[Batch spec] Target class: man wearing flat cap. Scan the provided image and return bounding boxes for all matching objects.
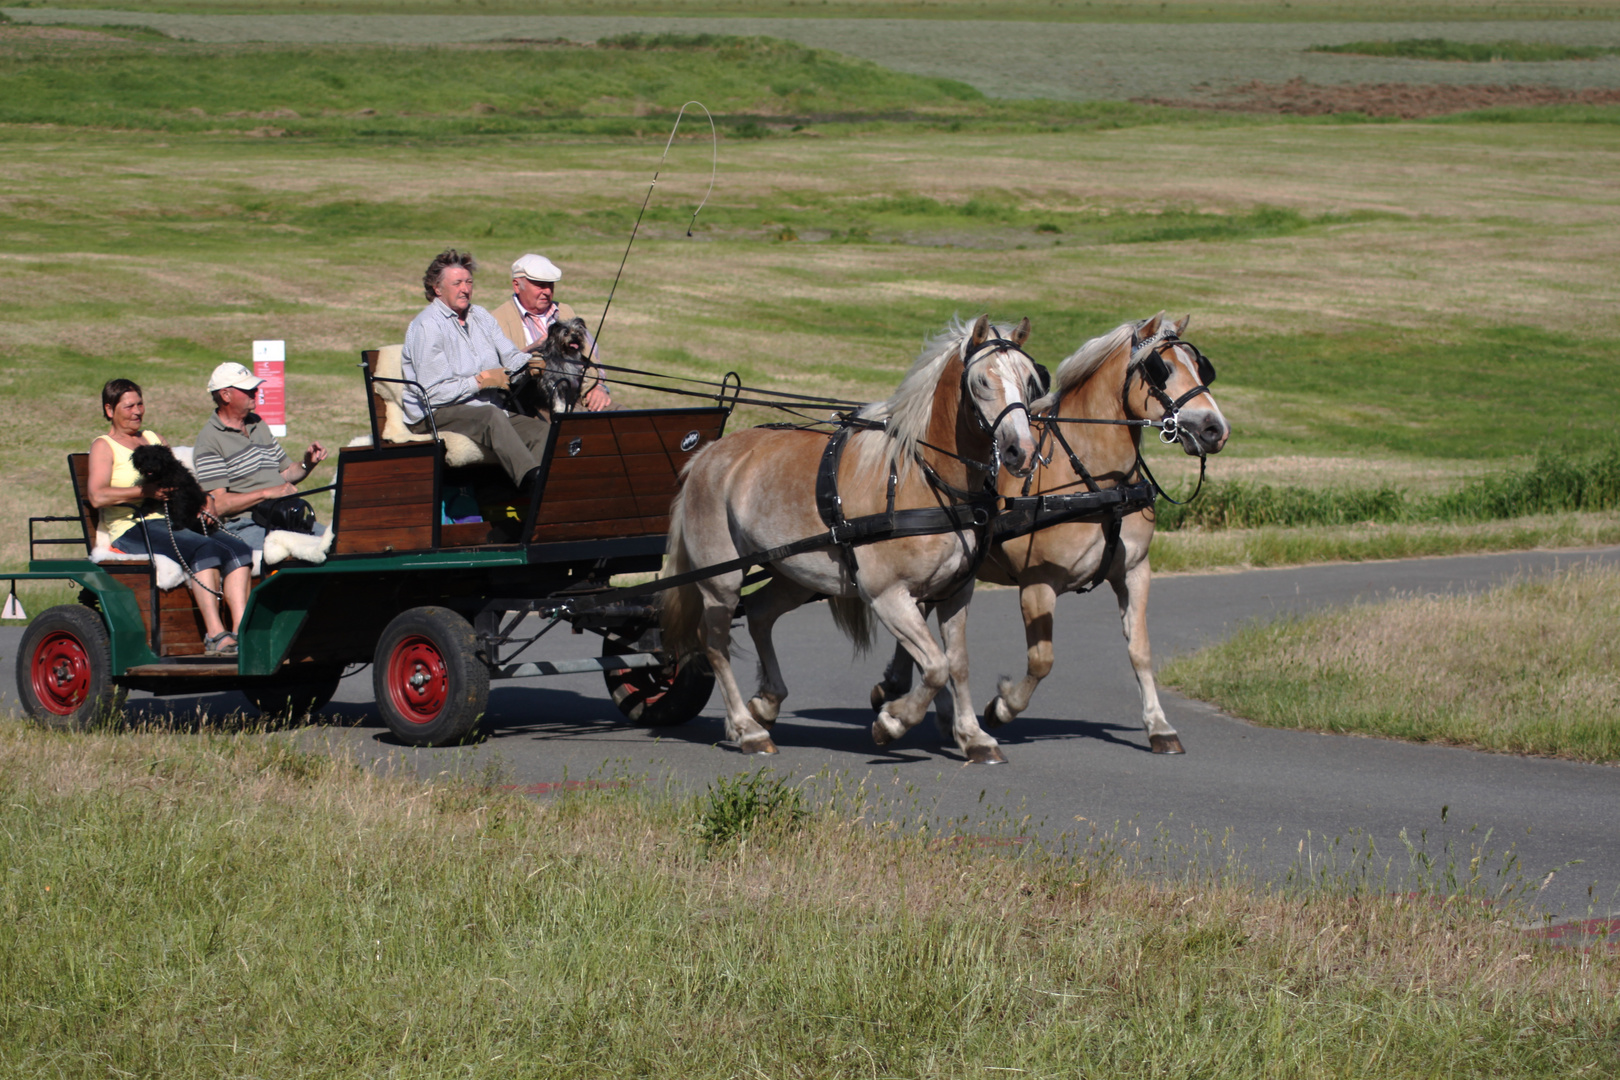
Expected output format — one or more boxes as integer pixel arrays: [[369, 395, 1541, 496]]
[[194, 361, 328, 548], [491, 253, 613, 412], [402, 248, 553, 491]]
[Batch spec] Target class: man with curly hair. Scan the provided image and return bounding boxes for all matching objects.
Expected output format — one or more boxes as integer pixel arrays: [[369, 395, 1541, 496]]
[[401, 249, 549, 490]]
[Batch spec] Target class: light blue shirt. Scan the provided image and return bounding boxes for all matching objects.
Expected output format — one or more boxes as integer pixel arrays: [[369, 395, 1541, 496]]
[[400, 298, 531, 424]]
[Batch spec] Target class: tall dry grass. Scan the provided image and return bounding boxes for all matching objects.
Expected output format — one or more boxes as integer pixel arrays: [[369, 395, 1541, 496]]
[[0, 719, 1616, 1076], [1163, 562, 1620, 762]]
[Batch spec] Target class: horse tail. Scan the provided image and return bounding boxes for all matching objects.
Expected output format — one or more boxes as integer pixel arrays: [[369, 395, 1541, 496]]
[[658, 487, 704, 658], [828, 594, 875, 656]]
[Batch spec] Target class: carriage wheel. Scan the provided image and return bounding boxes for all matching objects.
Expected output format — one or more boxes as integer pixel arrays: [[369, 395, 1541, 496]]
[[602, 641, 715, 727], [17, 605, 125, 731], [244, 664, 345, 721], [373, 607, 488, 747]]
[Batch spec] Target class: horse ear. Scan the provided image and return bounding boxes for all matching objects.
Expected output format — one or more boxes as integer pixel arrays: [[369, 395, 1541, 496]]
[[969, 314, 991, 347], [1138, 311, 1165, 338], [1011, 317, 1031, 347], [1173, 314, 1191, 336]]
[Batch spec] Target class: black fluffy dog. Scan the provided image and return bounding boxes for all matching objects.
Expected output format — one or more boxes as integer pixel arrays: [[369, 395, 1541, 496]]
[[509, 317, 590, 417], [130, 443, 209, 533]]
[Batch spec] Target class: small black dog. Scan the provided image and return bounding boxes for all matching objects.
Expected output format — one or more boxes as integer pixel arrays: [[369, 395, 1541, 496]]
[[131, 443, 208, 533], [510, 317, 590, 417]]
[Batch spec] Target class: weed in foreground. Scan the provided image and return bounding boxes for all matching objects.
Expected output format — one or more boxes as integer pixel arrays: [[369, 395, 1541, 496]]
[[696, 767, 807, 848]]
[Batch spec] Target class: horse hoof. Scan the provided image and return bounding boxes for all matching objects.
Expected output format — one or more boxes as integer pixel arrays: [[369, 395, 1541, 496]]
[[740, 735, 779, 756], [1149, 734, 1185, 755], [869, 684, 889, 713], [746, 696, 779, 728], [964, 744, 1007, 765], [982, 696, 1013, 729]]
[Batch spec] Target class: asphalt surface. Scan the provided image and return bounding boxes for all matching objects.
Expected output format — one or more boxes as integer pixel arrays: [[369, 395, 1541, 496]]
[[3, 546, 1617, 916]]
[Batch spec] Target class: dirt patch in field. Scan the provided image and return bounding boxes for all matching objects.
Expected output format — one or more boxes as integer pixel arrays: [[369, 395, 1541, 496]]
[[1141, 78, 1620, 119], [0, 25, 130, 44]]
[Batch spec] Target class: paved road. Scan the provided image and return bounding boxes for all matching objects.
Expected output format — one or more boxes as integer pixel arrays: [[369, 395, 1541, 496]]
[[3, 546, 1617, 915], [8, 11, 1620, 101]]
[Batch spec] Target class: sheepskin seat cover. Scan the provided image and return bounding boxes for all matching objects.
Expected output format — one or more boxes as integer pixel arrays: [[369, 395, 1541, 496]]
[[355, 344, 495, 468]]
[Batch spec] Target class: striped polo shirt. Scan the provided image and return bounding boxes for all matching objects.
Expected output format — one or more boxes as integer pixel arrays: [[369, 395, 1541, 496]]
[[193, 412, 289, 493]]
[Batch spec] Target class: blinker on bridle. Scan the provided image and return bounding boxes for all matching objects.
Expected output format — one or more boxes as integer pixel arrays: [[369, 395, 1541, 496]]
[[1131, 330, 1217, 446], [959, 336, 1037, 438]]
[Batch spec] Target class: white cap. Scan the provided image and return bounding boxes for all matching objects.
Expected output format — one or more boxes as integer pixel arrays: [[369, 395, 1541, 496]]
[[206, 362, 263, 394], [511, 253, 562, 283]]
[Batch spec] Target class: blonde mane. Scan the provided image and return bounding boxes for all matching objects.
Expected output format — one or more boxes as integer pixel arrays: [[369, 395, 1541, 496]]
[[1031, 323, 1133, 413], [854, 316, 1023, 478]]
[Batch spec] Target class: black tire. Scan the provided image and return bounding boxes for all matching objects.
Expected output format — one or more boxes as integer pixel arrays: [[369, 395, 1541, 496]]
[[372, 607, 488, 746], [16, 604, 125, 731], [602, 641, 714, 727], [244, 665, 345, 721]]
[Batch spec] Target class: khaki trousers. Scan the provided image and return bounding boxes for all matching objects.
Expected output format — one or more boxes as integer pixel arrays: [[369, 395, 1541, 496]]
[[410, 404, 550, 488]]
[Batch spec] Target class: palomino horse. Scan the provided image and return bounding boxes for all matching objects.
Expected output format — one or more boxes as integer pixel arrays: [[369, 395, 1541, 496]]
[[661, 315, 1040, 761], [872, 312, 1229, 754]]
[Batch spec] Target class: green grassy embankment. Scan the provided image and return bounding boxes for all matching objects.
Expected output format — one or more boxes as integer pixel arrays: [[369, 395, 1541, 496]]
[[2, 721, 1614, 1077], [1162, 562, 1620, 762]]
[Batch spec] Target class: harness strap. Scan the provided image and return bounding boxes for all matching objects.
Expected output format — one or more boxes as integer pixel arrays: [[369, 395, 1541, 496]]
[[560, 501, 992, 616], [815, 426, 860, 576], [993, 479, 1157, 543]]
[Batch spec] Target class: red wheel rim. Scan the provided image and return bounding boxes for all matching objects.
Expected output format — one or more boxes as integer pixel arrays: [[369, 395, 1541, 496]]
[[387, 635, 449, 725], [31, 632, 91, 716]]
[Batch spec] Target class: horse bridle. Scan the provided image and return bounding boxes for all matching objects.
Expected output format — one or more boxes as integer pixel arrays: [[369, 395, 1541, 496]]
[[959, 336, 1038, 440], [1130, 330, 1217, 447]]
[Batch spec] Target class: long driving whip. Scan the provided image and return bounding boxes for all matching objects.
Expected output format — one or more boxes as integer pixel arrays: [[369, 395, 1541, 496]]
[[593, 101, 718, 351]]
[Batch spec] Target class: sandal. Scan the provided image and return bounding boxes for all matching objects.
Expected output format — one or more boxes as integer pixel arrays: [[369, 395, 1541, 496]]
[[204, 631, 238, 657]]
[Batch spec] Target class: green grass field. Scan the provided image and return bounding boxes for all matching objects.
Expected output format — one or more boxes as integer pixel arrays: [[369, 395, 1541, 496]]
[[3, 30, 1620, 580], [13, 0, 1620, 22], [2, 722, 1614, 1078], [1163, 562, 1620, 762]]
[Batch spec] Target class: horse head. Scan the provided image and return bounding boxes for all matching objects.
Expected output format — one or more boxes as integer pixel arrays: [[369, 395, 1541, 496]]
[[1126, 312, 1229, 457], [961, 314, 1039, 478]]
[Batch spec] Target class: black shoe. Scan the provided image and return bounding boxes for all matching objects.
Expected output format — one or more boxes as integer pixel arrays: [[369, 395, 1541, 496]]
[[520, 466, 543, 492]]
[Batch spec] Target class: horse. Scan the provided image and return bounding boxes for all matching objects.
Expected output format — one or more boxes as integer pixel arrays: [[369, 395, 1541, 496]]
[[870, 312, 1230, 754], [660, 315, 1041, 761]]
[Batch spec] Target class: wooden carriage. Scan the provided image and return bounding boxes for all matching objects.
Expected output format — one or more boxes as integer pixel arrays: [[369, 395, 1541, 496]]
[[13, 351, 730, 745]]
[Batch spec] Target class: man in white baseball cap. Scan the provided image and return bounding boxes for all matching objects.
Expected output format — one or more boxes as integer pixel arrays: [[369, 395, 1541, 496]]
[[194, 362, 328, 548], [491, 253, 612, 411]]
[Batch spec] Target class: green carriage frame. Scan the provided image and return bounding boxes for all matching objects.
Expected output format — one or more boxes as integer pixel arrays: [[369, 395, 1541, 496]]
[[12, 351, 732, 745]]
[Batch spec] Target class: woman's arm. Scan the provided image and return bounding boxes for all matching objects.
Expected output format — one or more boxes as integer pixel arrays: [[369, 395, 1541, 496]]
[[87, 438, 151, 509]]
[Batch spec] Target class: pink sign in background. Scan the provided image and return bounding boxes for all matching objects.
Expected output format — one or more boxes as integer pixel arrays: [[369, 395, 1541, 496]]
[[252, 340, 287, 436]]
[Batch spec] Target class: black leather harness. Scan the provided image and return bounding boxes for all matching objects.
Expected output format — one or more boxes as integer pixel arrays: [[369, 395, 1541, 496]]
[[815, 421, 999, 599]]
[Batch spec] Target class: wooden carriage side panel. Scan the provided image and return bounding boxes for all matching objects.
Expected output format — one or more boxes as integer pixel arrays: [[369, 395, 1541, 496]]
[[332, 445, 438, 555], [529, 409, 726, 544], [361, 349, 385, 447], [157, 584, 209, 656], [101, 564, 158, 653], [69, 453, 96, 551]]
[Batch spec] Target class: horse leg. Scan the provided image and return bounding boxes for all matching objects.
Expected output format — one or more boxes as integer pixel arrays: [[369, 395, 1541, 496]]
[[867, 589, 952, 749], [697, 575, 779, 755], [869, 602, 927, 712], [983, 580, 1057, 729], [936, 587, 1005, 764], [744, 576, 816, 728], [1112, 556, 1182, 755]]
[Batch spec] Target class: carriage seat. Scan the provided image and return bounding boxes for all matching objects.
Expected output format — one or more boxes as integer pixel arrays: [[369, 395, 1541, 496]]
[[346, 344, 497, 468], [72, 447, 328, 584]]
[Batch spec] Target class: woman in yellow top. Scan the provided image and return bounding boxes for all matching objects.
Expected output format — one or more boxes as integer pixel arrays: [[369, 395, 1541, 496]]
[[89, 378, 252, 657]]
